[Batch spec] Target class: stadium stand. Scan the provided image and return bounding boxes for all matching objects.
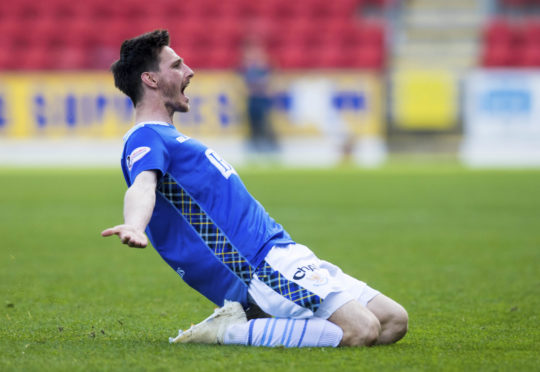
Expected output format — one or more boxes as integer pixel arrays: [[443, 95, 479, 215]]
[[481, 0, 540, 67], [390, 0, 485, 71], [0, 0, 388, 71], [481, 17, 540, 67]]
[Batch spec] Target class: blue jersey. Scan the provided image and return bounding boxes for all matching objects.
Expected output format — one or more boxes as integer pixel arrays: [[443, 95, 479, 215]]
[[121, 122, 294, 307]]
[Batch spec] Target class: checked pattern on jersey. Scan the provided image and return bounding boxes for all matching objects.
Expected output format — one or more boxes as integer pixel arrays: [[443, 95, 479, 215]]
[[158, 173, 321, 313], [158, 174, 253, 283], [255, 261, 322, 313]]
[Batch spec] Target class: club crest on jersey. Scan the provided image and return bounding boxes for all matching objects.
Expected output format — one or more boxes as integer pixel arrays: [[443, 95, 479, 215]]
[[127, 146, 151, 171]]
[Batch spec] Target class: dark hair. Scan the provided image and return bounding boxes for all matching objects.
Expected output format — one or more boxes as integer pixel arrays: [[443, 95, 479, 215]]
[[111, 30, 170, 106]]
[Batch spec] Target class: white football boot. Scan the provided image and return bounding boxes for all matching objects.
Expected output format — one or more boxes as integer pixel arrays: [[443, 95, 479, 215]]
[[169, 300, 247, 344]]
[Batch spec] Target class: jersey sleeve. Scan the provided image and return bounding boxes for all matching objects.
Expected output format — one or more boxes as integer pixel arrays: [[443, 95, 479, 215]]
[[124, 127, 169, 184]]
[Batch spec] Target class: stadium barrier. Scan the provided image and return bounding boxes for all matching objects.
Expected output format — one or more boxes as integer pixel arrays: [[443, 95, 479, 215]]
[[391, 69, 459, 131], [0, 72, 386, 167], [461, 70, 540, 167]]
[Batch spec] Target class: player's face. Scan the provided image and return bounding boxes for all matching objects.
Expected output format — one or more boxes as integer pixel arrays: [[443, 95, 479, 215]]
[[156, 46, 194, 113]]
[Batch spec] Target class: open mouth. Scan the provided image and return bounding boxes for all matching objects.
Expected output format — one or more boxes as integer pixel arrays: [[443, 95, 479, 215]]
[[181, 81, 190, 102], [181, 81, 189, 94]]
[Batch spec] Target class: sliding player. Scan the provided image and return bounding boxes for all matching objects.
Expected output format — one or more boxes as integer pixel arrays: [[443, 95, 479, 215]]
[[102, 30, 407, 347]]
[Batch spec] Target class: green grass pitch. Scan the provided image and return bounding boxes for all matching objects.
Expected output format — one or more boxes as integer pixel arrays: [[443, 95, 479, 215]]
[[1, 166, 539, 371]]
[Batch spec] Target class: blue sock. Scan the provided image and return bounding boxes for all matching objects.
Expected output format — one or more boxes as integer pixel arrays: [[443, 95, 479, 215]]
[[223, 317, 343, 347]]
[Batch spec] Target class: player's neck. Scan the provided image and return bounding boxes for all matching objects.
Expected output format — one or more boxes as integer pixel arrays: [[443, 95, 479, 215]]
[[134, 102, 173, 126]]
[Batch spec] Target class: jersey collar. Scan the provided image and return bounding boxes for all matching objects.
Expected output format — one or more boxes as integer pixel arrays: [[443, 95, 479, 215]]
[[123, 121, 172, 142]]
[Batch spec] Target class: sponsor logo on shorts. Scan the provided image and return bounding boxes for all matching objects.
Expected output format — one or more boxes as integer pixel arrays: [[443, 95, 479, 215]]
[[293, 264, 328, 286], [127, 146, 151, 171], [293, 264, 318, 280]]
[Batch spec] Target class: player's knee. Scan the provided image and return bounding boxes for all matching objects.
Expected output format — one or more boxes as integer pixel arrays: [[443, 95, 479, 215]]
[[386, 305, 408, 343], [340, 317, 381, 347], [394, 306, 409, 340]]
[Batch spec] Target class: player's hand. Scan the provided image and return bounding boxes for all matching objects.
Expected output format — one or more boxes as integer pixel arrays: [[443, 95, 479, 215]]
[[101, 224, 148, 248]]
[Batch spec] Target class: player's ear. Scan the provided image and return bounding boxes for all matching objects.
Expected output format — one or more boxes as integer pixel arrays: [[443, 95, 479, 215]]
[[141, 72, 158, 88]]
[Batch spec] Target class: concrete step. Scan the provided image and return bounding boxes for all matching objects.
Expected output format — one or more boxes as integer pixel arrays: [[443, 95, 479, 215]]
[[392, 42, 479, 70], [401, 12, 486, 29], [407, 0, 487, 12], [399, 26, 480, 43], [393, 41, 478, 56], [391, 55, 478, 70], [390, 0, 488, 71]]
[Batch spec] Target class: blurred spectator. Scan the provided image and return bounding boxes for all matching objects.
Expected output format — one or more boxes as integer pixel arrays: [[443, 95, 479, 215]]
[[240, 36, 278, 152]]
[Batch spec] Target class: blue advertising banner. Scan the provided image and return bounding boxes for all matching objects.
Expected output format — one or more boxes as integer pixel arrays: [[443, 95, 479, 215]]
[[0, 71, 384, 139], [461, 70, 540, 167]]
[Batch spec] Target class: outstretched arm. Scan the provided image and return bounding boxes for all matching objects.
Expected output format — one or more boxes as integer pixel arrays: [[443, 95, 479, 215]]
[[101, 170, 158, 248]]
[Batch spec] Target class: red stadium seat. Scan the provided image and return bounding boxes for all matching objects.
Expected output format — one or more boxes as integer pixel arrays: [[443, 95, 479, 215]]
[[522, 18, 540, 46], [275, 42, 311, 69], [363, 0, 388, 9], [43, 0, 90, 22], [0, 2, 12, 24], [17, 46, 55, 70], [483, 18, 517, 46], [481, 43, 515, 67], [0, 0, 388, 70], [12, 0, 48, 21], [0, 19, 20, 47], [514, 19, 540, 66], [208, 18, 245, 50], [49, 45, 88, 70], [206, 45, 241, 69], [344, 44, 385, 69], [87, 0, 123, 22], [326, 0, 362, 19], [270, 0, 312, 20], [158, 1, 188, 21], [117, 2, 154, 23], [358, 21, 385, 48], [199, 0, 241, 20], [501, 0, 530, 7], [169, 19, 214, 52], [308, 0, 335, 20], [280, 18, 318, 47], [326, 21, 364, 48], [315, 44, 348, 68], [0, 53, 16, 70], [250, 1, 279, 18], [234, 0, 260, 20], [518, 45, 540, 66]]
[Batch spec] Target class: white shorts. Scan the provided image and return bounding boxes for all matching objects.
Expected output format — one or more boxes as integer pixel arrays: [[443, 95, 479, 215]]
[[248, 244, 380, 319]]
